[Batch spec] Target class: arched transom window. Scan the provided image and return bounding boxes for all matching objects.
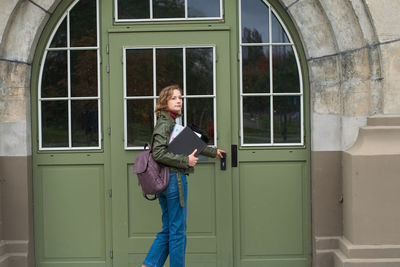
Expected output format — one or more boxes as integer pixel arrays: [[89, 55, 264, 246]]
[[240, 0, 303, 146], [38, 0, 100, 150]]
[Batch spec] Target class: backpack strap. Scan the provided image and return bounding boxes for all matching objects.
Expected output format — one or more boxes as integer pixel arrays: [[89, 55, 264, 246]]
[[176, 172, 185, 207], [144, 194, 157, 201]]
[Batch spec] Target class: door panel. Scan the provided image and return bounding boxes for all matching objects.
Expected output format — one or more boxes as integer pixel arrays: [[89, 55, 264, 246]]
[[35, 164, 108, 266], [109, 30, 232, 267]]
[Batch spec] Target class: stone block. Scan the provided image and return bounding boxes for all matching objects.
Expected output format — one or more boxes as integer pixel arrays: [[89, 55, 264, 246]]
[[365, 0, 400, 43], [319, 0, 365, 51], [311, 113, 341, 151], [309, 56, 342, 114], [0, 121, 30, 156], [0, 0, 19, 44], [288, 0, 337, 59], [349, 0, 378, 45], [380, 42, 400, 114], [342, 48, 370, 81], [343, 79, 370, 116], [0, 1, 49, 63], [0, 61, 31, 122], [341, 116, 367, 150], [32, 0, 62, 13], [279, 0, 298, 8], [312, 83, 342, 115]]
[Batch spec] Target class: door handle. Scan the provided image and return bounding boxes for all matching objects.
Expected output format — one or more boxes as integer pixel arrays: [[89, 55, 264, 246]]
[[220, 152, 227, 170], [231, 144, 237, 167]]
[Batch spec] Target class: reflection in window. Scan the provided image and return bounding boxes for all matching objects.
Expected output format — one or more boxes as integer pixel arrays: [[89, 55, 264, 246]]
[[124, 47, 216, 149], [116, 0, 222, 20], [39, 0, 100, 150], [240, 0, 303, 145]]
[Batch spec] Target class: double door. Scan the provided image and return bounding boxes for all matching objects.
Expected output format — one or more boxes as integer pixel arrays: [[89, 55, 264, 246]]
[[108, 30, 311, 267]]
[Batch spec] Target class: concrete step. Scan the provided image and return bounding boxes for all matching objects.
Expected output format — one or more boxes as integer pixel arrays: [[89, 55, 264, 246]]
[[367, 115, 400, 126], [339, 237, 400, 259], [333, 250, 400, 267]]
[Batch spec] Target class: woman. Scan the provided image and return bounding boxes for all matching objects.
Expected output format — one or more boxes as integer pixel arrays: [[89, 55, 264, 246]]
[[142, 85, 225, 267]]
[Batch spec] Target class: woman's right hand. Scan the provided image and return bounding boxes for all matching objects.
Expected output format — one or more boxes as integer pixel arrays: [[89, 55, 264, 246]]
[[188, 149, 198, 167]]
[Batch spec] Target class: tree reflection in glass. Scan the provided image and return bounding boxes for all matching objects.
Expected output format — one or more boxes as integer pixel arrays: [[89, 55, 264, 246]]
[[186, 48, 213, 95], [153, 0, 185, 18], [71, 100, 98, 147], [272, 46, 299, 93], [70, 0, 97, 47], [241, 0, 269, 43], [242, 46, 269, 93], [50, 18, 67, 48], [186, 98, 214, 145], [127, 100, 154, 147], [118, 0, 149, 19], [42, 101, 68, 147], [243, 96, 270, 143], [126, 49, 153, 96], [272, 11, 289, 43], [42, 51, 68, 98], [156, 48, 183, 94], [188, 0, 220, 17], [71, 50, 98, 97], [273, 96, 300, 143]]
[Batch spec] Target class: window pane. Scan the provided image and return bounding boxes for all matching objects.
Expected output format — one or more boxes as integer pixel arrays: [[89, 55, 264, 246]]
[[42, 51, 68, 98], [243, 96, 270, 144], [188, 0, 220, 17], [273, 96, 300, 143], [186, 48, 213, 95], [153, 0, 185, 18], [71, 100, 99, 147], [42, 101, 68, 147], [241, 0, 269, 43], [118, 0, 149, 19], [242, 46, 270, 93], [186, 98, 214, 145], [50, 17, 67, 48], [70, 0, 97, 47], [272, 46, 299, 93], [126, 49, 153, 96], [272, 11, 289, 43], [156, 48, 183, 94], [127, 100, 154, 147], [71, 50, 98, 97]]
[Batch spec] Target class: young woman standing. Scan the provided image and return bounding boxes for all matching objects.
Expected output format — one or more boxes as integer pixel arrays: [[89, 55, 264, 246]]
[[142, 85, 225, 267]]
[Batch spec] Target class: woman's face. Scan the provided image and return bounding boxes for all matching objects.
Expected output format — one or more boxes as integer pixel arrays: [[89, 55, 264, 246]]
[[167, 89, 182, 113]]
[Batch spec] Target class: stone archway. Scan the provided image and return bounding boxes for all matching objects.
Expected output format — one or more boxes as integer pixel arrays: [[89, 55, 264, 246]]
[[2, 1, 399, 267]]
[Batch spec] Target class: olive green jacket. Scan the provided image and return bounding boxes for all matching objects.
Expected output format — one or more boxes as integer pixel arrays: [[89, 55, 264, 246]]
[[151, 111, 217, 174]]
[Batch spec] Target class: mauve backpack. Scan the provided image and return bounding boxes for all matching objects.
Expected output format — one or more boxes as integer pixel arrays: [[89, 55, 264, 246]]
[[132, 144, 170, 200]]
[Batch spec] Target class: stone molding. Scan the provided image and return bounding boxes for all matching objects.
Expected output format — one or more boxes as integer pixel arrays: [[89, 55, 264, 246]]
[[0, 240, 28, 267]]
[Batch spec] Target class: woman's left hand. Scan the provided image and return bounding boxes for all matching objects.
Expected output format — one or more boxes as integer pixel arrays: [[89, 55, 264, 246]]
[[216, 149, 226, 159]]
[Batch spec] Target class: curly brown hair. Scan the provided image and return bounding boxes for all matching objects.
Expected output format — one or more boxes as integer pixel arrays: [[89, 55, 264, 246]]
[[155, 85, 183, 117]]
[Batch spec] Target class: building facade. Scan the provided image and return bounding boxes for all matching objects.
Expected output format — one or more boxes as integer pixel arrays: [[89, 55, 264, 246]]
[[0, 0, 400, 266]]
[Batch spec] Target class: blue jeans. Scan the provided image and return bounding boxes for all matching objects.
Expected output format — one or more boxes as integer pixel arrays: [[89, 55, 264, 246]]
[[143, 171, 188, 267]]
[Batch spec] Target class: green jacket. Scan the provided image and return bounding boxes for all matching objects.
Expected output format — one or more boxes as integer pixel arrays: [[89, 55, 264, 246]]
[[151, 110, 217, 174]]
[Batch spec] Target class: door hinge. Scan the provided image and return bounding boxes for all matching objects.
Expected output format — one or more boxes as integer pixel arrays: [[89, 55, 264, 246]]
[[110, 250, 113, 259], [107, 127, 111, 135], [106, 64, 110, 73], [108, 189, 112, 198], [106, 44, 109, 54]]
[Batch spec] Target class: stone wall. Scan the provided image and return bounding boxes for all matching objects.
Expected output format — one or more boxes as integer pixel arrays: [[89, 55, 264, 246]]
[[0, 0, 399, 266]]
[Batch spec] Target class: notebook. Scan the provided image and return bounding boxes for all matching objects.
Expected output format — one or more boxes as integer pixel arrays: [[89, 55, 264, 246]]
[[167, 126, 207, 157]]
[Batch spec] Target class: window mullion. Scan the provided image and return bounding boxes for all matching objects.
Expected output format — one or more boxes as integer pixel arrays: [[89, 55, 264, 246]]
[[67, 11, 72, 148], [150, 0, 153, 19], [183, 47, 187, 126], [269, 7, 274, 145], [153, 48, 157, 126]]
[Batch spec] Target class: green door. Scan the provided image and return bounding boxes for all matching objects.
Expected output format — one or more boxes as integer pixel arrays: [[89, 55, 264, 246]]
[[108, 30, 233, 267]]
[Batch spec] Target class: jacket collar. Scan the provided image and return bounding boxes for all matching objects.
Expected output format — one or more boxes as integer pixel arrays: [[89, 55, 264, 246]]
[[159, 110, 176, 123]]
